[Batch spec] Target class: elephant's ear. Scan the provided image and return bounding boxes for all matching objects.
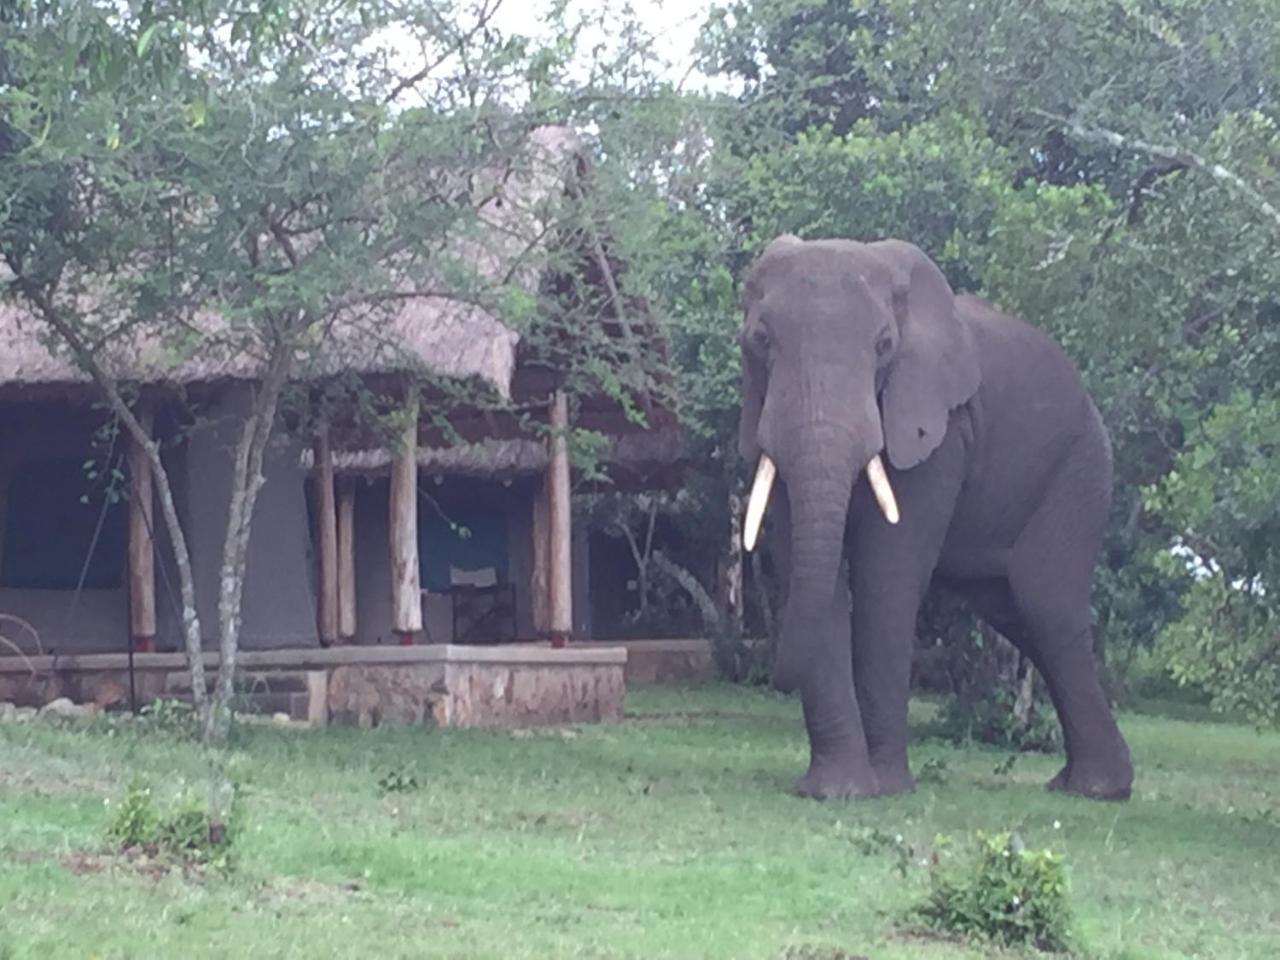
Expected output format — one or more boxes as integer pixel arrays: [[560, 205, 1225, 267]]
[[875, 242, 981, 470]]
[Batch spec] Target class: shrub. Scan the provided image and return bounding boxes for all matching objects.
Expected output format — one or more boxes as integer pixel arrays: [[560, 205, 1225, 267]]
[[105, 776, 159, 848], [106, 775, 239, 867], [918, 830, 1073, 952], [138, 698, 198, 738], [377, 764, 421, 793], [940, 685, 1063, 754], [710, 629, 773, 686]]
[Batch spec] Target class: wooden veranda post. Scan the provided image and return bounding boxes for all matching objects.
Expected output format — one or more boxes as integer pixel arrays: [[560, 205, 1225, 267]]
[[389, 390, 422, 644], [531, 477, 551, 635], [127, 403, 157, 653], [547, 390, 573, 645], [314, 423, 339, 646], [337, 478, 357, 643]]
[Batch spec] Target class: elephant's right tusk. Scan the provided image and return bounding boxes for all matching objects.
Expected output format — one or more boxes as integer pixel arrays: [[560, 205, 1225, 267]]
[[865, 454, 900, 525], [742, 455, 776, 552]]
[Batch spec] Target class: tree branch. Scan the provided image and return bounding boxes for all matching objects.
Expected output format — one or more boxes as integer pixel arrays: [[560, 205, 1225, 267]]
[[1038, 111, 1280, 230]]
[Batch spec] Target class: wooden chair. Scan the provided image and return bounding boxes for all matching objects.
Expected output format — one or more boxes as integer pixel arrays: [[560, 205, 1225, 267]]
[[448, 566, 516, 644]]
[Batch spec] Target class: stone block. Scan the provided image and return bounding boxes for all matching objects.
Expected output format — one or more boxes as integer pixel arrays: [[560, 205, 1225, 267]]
[[327, 664, 445, 728], [443, 662, 624, 727], [305, 670, 328, 727]]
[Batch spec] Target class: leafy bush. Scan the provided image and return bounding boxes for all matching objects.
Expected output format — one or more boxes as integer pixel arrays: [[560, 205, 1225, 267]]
[[919, 830, 1073, 952], [1157, 572, 1279, 727], [377, 764, 421, 793], [138, 698, 198, 738], [1144, 389, 1280, 727], [710, 630, 773, 686], [106, 775, 238, 867], [105, 776, 159, 847], [940, 686, 1063, 754]]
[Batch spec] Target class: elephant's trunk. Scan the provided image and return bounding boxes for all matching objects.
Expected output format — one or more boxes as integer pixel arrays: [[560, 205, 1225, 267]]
[[769, 431, 861, 693]]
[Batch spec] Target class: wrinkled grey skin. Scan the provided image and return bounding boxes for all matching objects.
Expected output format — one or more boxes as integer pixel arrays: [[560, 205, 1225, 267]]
[[739, 235, 1133, 801]]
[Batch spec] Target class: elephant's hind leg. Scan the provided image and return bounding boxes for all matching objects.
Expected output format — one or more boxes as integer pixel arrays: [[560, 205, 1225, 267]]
[[1006, 448, 1133, 800]]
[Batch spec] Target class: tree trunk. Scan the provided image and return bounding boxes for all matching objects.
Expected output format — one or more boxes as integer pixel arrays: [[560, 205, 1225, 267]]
[[751, 549, 775, 649], [210, 352, 292, 744], [127, 403, 157, 653], [1013, 653, 1037, 730], [618, 497, 658, 621], [653, 550, 721, 635], [720, 487, 744, 636], [24, 292, 209, 722]]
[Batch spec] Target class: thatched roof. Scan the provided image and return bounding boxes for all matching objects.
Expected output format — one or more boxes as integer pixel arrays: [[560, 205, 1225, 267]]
[[0, 127, 580, 398], [299, 426, 687, 488]]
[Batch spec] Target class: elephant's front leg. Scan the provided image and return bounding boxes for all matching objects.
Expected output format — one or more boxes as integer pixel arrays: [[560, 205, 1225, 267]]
[[790, 572, 880, 800], [848, 563, 927, 796], [847, 444, 962, 795]]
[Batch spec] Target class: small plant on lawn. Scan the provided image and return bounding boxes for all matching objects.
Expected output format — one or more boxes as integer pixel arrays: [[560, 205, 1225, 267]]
[[138, 698, 198, 738], [106, 775, 240, 868], [377, 764, 421, 793], [917, 756, 951, 785], [918, 830, 1073, 952]]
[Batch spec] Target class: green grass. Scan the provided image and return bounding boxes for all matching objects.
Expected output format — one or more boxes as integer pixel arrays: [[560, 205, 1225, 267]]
[[1, 684, 1278, 959]]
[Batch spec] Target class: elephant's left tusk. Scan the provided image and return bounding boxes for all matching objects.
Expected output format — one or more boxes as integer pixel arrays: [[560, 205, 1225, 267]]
[[742, 455, 776, 552], [865, 454, 900, 525]]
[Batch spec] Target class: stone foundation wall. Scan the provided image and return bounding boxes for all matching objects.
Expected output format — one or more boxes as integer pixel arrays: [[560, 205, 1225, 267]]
[[583, 640, 715, 684], [0, 644, 626, 729]]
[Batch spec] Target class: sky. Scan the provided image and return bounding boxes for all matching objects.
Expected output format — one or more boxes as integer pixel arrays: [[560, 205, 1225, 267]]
[[489, 0, 721, 88]]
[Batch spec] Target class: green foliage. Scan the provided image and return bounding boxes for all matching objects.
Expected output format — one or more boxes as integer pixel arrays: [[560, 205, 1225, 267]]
[[940, 687, 1062, 755], [710, 630, 773, 685], [104, 776, 160, 849], [138, 698, 198, 739], [683, 0, 1280, 708], [919, 831, 1073, 952], [916, 756, 950, 785], [376, 764, 422, 794], [1147, 390, 1280, 724], [1158, 577, 1278, 726], [106, 775, 239, 867]]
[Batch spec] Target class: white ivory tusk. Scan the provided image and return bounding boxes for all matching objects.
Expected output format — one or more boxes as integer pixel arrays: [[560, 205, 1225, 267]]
[[742, 455, 777, 552], [865, 454, 900, 525]]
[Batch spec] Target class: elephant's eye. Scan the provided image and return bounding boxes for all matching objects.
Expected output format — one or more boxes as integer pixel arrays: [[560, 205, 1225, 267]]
[[875, 330, 894, 358], [749, 325, 772, 355]]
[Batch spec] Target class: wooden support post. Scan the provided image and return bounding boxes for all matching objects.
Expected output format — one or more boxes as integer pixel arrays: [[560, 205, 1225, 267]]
[[127, 404, 157, 653], [547, 390, 573, 646], [390, 391, 421, 644], [531, 476, 550, 635], [314, 423, 339, 647], [337, 477, 357, 643]]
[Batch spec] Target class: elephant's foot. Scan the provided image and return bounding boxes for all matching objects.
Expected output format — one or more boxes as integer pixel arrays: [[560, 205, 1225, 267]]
[[793, 758, 881, 801], [1046, 758, 1132, 801], [869, 761, 915, 797]]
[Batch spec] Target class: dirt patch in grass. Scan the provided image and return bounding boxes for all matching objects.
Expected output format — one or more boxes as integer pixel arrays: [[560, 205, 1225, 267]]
[[778, 946, 869, 960], [0, 768, 110, 795], [621, 709, 782, 725], [257, 875, 365, 906]]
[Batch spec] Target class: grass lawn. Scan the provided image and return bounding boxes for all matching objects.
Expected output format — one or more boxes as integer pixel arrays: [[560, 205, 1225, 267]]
[[1, 683, 1278, 960]]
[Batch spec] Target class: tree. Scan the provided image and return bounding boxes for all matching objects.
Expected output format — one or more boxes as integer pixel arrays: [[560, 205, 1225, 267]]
[[680, 0, 1280, 721], [0, 0, 579, 743]]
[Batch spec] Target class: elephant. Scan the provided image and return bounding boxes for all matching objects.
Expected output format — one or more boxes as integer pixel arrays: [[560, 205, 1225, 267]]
[[738, 234, 1133, 802]]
